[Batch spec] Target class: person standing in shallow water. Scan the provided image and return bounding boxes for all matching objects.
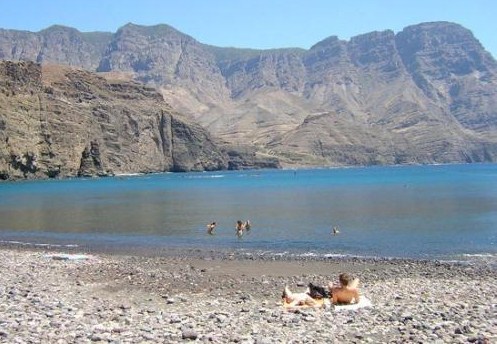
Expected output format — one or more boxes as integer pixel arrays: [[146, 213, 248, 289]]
[[236, 220, 245, 237], [207, 222, 216, 235], [332, 226, 340, 236]]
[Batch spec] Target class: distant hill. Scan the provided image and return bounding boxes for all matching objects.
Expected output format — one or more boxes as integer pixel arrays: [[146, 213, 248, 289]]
[[1, 21, 496, 173]]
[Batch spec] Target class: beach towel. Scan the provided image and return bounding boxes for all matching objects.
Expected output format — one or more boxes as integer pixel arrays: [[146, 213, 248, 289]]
[[283, 297, 330, 310], [44, 253, 93, 261], [283, 296, 372, 311], [333, 296, 372, 311]]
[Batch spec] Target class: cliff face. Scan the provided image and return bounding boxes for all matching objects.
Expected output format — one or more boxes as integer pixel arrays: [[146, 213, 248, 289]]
[[0, 25, 111, 70], [0, 61, 230, 180], [269, 24, 497, 165], [1, 21, 497, 168], [396, 22, 497, 133], [98, 24, 229, 101]]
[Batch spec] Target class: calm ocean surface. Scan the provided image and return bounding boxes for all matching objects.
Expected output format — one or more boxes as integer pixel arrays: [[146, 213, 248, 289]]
[[1, 164, 496, 263]]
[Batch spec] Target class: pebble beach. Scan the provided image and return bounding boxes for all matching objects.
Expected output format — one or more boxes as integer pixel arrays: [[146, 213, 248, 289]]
[[0, 247, 496, 343]]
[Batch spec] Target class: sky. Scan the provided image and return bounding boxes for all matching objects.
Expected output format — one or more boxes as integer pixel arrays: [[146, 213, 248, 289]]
[[1, 0, 495, 57]]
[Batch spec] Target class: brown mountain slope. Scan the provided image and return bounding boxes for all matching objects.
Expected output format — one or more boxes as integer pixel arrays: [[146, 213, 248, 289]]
[[0, 61, 230, 180], [0, 25, 111, 70], [1, 21, 497, 167]]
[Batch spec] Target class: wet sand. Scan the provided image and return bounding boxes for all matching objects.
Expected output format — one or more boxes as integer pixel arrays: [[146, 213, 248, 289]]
[[0, 246, 495, 343]]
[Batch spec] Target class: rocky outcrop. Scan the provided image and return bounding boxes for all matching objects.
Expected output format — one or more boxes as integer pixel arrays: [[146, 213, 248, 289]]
[[1, 21, 497, 167], [224, 144, 281, 170], [78, 140, 106, 177], [169, 116, 228, 172], [0, 61, 230, 180]]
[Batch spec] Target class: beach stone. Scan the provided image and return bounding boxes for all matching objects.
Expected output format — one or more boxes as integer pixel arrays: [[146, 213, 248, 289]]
[[181, 328, 198, 340], [455, 324, 472, 334], [1, 249, 496, 343], [142, 333, 156, 341], [169, 314, 182, 324], [254, 336, 272, 344], [215, 314, 228, 323]]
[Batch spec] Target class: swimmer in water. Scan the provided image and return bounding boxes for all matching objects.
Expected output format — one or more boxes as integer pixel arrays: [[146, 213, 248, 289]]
[[207, 222, 216, 235]]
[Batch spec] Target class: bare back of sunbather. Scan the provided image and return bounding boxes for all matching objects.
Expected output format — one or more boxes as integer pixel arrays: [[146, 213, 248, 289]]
[[328, 273, 360, 305], [330, 285, 360, 304]]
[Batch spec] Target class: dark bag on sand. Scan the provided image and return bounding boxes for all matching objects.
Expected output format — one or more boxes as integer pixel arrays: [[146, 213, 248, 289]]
[[307, 283, 330, 299]]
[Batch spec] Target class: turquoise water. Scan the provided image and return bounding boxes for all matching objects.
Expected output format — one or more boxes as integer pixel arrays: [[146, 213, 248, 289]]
[[0, 164, 496, 262]]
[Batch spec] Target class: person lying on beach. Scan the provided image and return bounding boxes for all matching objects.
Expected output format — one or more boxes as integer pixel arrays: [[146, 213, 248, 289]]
[[206, 222, 216, 235], [328, 273, 360, 305], [282, 285, 318, 307]]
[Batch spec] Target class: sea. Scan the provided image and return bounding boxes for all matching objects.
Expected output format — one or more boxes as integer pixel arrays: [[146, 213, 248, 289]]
[[0, 164, 496, 265]]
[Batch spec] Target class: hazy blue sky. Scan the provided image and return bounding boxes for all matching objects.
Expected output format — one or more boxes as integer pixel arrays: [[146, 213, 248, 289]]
[[1, 0, 495, 57]]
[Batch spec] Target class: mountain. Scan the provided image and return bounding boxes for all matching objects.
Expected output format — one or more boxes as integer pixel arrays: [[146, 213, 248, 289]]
[[0, 61, 232, 180], [1, 21, 496, 170], [0, 25, 111, 70]]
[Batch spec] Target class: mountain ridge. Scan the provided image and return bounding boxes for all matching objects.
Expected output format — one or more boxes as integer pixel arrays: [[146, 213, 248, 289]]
[[0, 61, 281, 180], [1, 21, 497, 173]]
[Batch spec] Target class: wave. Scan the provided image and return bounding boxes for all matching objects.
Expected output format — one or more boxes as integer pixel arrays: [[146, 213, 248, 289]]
[[184, 174, 225, 179], [238, 249, 375, 260], [462, 253, 496, 258], [293, 252, 349, 258], [114, 173, 144, 177], [235, 248, 497, 265], [0, 240, 79, 248]]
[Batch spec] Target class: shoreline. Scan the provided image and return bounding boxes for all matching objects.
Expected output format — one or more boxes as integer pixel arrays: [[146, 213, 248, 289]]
[[0, 161, 492, 183], [1, 239, 496, 267], [1, 246, 496, 343]]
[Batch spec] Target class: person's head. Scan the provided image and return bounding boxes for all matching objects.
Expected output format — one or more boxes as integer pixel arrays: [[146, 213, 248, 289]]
[[339, 273, 353, 286], [237, 220, 242, 225]]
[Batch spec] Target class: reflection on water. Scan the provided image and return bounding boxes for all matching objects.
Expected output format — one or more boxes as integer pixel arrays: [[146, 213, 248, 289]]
[[0, 164, 496, 259]]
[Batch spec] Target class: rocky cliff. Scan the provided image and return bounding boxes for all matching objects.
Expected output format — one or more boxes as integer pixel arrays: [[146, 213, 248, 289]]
[[0, 61, 232, 180], [1, 21, 497, 168], [0, 25, 111, 70]]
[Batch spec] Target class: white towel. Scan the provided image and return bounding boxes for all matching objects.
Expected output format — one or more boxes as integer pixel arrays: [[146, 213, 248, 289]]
[[44, 253, 93, 261], [333, 296, 372, 311]]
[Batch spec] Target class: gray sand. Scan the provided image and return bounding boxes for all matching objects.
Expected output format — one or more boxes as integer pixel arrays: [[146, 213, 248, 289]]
[[0, 247, 495, 343]]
